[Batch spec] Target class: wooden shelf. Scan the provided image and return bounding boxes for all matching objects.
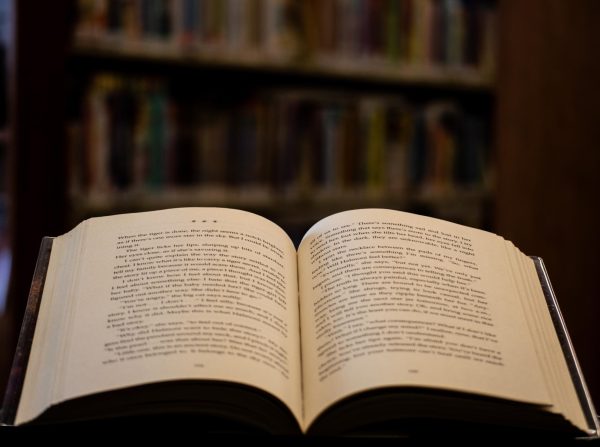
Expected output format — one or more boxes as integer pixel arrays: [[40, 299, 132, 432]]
[[72, 37, 495, 92], [69, 186, 491, 229]]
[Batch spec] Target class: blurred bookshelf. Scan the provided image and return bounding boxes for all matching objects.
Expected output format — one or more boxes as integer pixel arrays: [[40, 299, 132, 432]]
[[66, 0, 497, 241], [0, 0, 499, 409], [2, 0, 600, 419], [73, 0, 496, 84], [72, 37, 493, 90]]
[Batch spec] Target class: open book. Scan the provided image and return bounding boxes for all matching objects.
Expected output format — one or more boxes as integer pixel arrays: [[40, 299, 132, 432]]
[[1, 208, 598, 437]]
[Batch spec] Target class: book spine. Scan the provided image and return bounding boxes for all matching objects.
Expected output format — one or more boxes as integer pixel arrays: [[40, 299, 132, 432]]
[[74, 76, 490, 200], [74, 0, 496, 76]]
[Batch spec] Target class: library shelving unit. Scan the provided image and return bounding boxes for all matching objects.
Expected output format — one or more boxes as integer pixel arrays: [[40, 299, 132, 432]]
[[3, 0, 600, 423], [1, 0, 498, 374], [1, 0, 499, 408], [66, 0, 497, 243]]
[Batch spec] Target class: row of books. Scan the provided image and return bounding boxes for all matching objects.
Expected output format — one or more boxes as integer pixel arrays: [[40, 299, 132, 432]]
[[75, 0, 496, 74], [69, 73, 490, 198]]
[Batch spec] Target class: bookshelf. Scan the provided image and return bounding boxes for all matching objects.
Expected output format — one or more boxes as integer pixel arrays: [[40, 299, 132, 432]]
[[2, 0, 599, 422], [72, 37, 494, 90], [0, 0, 499, 411], [66, 0, 497, 241]]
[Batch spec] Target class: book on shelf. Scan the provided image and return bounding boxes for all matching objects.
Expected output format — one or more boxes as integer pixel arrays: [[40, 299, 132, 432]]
[[73, 0, 496, 82], [1, 207, 598, 437], [71, 76, 490, 203]]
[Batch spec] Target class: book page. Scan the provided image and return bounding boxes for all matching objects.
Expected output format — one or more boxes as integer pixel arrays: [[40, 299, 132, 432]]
[[16, 208, 302, 425], [512, 249, 589, 431], [297, 209, 551, 428]]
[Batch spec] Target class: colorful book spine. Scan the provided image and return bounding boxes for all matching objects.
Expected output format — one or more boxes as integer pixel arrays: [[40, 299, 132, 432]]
[[75, 0, 496, 75], [73, 74, 490, 199]]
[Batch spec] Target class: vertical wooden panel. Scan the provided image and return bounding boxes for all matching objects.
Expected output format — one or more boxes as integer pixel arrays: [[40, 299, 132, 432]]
[[496, 0, 600, 403], [1, 0, 70, 399]]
